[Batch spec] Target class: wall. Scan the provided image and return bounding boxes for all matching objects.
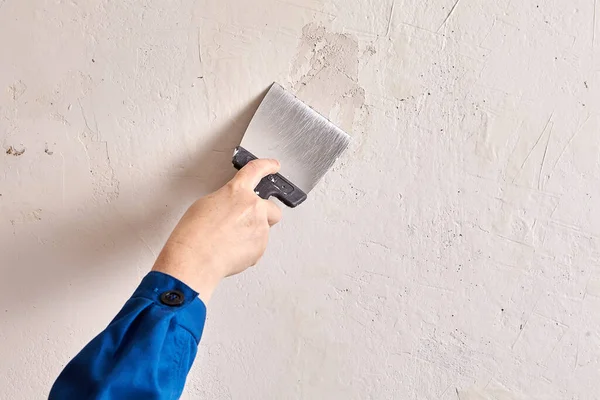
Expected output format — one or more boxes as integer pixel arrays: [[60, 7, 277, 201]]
[[1, 0, 599, 398]]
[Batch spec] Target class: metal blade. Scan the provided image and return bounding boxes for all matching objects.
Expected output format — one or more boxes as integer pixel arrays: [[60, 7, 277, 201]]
[[240, 83, 351, 193]]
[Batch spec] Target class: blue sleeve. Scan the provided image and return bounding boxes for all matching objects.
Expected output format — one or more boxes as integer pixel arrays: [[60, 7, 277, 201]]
[[49, 271, 207, 400]]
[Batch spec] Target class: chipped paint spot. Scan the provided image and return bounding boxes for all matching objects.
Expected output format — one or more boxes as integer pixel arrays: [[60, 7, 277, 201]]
[[8, 80, 27, 101], [5, 146, 25, 156]]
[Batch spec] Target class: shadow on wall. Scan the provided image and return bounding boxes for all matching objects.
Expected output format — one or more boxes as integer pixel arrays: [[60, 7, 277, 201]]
[[0, 87, 270, 320]]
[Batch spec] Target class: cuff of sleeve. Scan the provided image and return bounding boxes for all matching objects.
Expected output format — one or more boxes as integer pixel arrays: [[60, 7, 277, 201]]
[[132, 271, 207, 343]]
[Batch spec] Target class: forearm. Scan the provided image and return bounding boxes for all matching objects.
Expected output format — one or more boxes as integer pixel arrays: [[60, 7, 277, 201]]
[[49, 272, 206, 400], [152, 241, 222, 304], [50, 159, 281, 399]]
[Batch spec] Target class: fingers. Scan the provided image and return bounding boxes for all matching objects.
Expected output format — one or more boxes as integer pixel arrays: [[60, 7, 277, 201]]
[[234, 158, 280, 189], [231, 158, 283, 226], [265, 200, 282, 226]]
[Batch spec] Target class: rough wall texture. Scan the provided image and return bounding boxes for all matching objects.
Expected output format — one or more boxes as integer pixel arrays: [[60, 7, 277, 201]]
[[1, 0, 600, 399]]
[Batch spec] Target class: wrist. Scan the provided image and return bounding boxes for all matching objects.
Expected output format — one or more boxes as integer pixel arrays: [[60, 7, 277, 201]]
[[152, 242, 223, 304]]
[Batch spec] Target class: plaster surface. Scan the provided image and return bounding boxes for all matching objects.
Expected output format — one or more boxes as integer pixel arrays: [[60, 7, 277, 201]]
[[1, 0, 600, 399]]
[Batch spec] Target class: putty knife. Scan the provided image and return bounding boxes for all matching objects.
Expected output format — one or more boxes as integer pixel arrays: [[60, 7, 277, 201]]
[[232, 83, 350, 207]]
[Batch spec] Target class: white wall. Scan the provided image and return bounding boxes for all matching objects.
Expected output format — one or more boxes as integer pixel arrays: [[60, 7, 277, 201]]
[[1, 0, 599, 398]]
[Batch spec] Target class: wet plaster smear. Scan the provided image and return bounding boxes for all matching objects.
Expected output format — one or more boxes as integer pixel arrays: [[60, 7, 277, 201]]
[[1, 0, 600, 398]]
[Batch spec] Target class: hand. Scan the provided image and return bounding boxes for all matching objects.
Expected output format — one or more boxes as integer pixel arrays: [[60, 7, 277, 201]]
[[152, 159, 283, 303]]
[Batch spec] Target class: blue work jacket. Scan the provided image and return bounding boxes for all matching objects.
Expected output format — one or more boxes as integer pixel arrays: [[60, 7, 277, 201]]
[[49, 271, 207, 399]]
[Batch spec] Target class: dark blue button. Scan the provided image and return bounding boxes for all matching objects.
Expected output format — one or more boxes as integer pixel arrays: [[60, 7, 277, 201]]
[[160, 290, 185, 306]]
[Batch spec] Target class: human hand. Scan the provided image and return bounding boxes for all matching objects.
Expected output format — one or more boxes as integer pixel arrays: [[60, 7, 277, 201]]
[[152, 159, 283, 303]]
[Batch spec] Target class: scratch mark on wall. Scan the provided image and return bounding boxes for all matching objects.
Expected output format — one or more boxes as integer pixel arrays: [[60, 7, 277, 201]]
[[510, 324, 525, 350], [344, 273, 368, 285], [361, 240, 391, 251], [543, 329, 567, 366], [511, 297, 541, 349], [437, 0, 462, 32], [549, 217, 600, 240], [364, 270, 394, 279], [512, 113, 553, 184], [583, 274, 595, 300], [78, 99, 95, 139], [438, 385, 453, 398], [416, 282, 455, 292], [399, 351, 432, 365], [538, 124, 552, 190], [479, 17, 497, 46], [534, 311, 570, 328], [574, 334, 581, 370], [76, 133, 91, 161], [385, 1, 396, 37], [197, 28, 203, 66], [497, 232, 534, 248], [549, 112, 592, 178], [397, 21, 440, 35], [349, 315, 368, 329]]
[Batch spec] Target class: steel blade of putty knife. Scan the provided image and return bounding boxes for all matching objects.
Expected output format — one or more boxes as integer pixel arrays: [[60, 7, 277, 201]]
[[239, 83, 351, 196]]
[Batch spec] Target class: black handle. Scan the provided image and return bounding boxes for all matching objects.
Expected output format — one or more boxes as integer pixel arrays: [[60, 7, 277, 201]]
[[232, 146, 307, 208]]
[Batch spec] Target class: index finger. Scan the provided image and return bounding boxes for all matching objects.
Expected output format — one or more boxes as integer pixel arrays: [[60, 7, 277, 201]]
[[233, 158, 281, 189]]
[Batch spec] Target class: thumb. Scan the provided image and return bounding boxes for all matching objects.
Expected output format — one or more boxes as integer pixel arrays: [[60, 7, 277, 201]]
[[233, 159, 280, 189]]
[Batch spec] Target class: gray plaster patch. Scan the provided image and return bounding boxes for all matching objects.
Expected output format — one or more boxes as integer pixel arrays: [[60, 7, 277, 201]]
[[290, 23, 366, 133]]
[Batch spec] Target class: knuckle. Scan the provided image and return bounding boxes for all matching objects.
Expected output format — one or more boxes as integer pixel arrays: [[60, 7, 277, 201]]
[[225, 180, 239, 193], [245, 159, 261, 172]]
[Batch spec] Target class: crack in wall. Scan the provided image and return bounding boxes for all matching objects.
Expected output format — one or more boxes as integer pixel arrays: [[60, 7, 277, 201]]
[[77, 99, 119, 203]]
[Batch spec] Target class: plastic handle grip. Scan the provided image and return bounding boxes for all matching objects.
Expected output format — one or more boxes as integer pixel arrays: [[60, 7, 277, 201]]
[[231, 146, 307, 208]]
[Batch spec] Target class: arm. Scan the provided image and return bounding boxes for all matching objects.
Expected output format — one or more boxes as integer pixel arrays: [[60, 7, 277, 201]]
[[49, 159, 282, 400]]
